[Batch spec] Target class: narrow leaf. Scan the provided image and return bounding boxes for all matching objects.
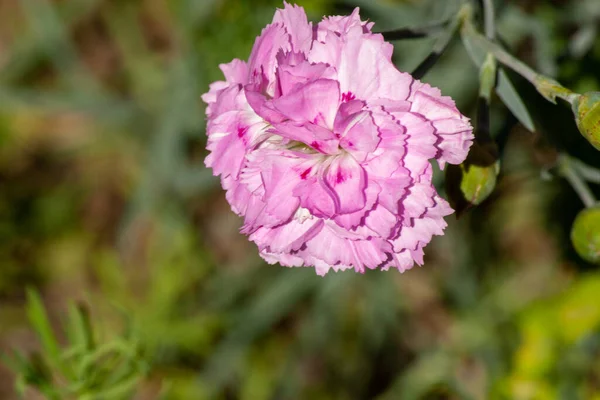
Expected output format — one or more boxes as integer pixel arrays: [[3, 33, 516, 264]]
[[67, 303, 95, 352], [26, 289, 61, 365], [496, 69, 535, 132], [461, 26, 486, 67], [462, 29, 535, 132]]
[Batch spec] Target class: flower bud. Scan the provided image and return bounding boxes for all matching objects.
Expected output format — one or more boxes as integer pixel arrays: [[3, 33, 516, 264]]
[[445, 141, 500, 216], [459, 162, 500, 204], [570, 206, 600, 264], [572, 92, 600, 151]]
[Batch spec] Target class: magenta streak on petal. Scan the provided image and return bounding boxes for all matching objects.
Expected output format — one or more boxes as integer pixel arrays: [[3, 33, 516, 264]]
[[335, 168, 347, 183], [341, 92, 356, 102], [300, 167, 311, 180]]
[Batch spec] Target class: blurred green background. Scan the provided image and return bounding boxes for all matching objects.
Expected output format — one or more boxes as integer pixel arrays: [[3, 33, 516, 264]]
[[0, 0, 599, 398]]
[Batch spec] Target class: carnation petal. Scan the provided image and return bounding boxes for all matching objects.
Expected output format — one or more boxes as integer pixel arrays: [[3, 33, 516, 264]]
[[203, 83, 239, 118], [276, 56, 335, 97], [410, 90, 474, 168], [324, 154, 367, 214], [271, 78, 340, 129], [273, 2, 313, 54], [364, 204, 399, 239], [272, 121, 339, 154], [222, 175, 253, 216], [260, 251, 305, 268], [372, 175, 411, 214], [205, 111, 250, 179], [301, 224, 358, 267], [220, 59, 249, 85], [392, 199, 452, 252], [255, 153, 305, 224], [400, 180, 437, 222], [351, 238, 391, 272], [310, 31, 412, 102], [333, 181, 380, 230], [245, 90, 287, 124], [294, 172, 338, 219], [250, 218, 324, 253], [317, 8, 375, 41], [387, 250, 417, 272], [431, 118, 474, 167], [337, 109, 380, 162], [248, 23, 292, 96]]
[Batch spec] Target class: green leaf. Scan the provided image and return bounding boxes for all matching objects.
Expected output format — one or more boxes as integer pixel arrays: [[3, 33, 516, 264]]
[[479, 53, 497, 99], [496, 69, 536, 131], [65, 303, 95, 355], [461, 25, 486, 67], [462, 26, 535, 132], [25, 289, 61, 367]]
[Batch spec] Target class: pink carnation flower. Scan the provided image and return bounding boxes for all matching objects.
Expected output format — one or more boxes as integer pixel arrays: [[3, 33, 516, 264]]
[[202, 3, 473, 275]]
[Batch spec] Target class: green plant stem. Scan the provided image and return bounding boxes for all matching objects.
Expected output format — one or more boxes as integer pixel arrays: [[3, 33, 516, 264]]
[[559, 155, 598, 208], [461, 10, 578, 105], [479, 54, 496, 100], [479, 0, 497, 101], [476, 0, 496, 147], [482, 0, 495, 40], [572, 159, 600, 184]]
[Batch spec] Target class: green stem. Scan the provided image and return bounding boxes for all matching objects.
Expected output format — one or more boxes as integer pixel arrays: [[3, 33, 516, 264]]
[[476, 1, 496, 147], [572, 158, 600, 184], [461, 11, 578, 105], [479, 0, 497, 101], [559, 155, 598, 208], [482, 0, 495, 40], [479, 53, 496, 100]]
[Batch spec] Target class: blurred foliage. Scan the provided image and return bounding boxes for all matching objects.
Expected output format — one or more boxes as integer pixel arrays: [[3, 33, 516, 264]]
[[0, 0, 599, 399], [4, 289, 147, 399]]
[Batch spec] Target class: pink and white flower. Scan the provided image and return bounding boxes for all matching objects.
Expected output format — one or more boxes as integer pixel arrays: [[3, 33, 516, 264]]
[[202, 3, 473, 275]]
